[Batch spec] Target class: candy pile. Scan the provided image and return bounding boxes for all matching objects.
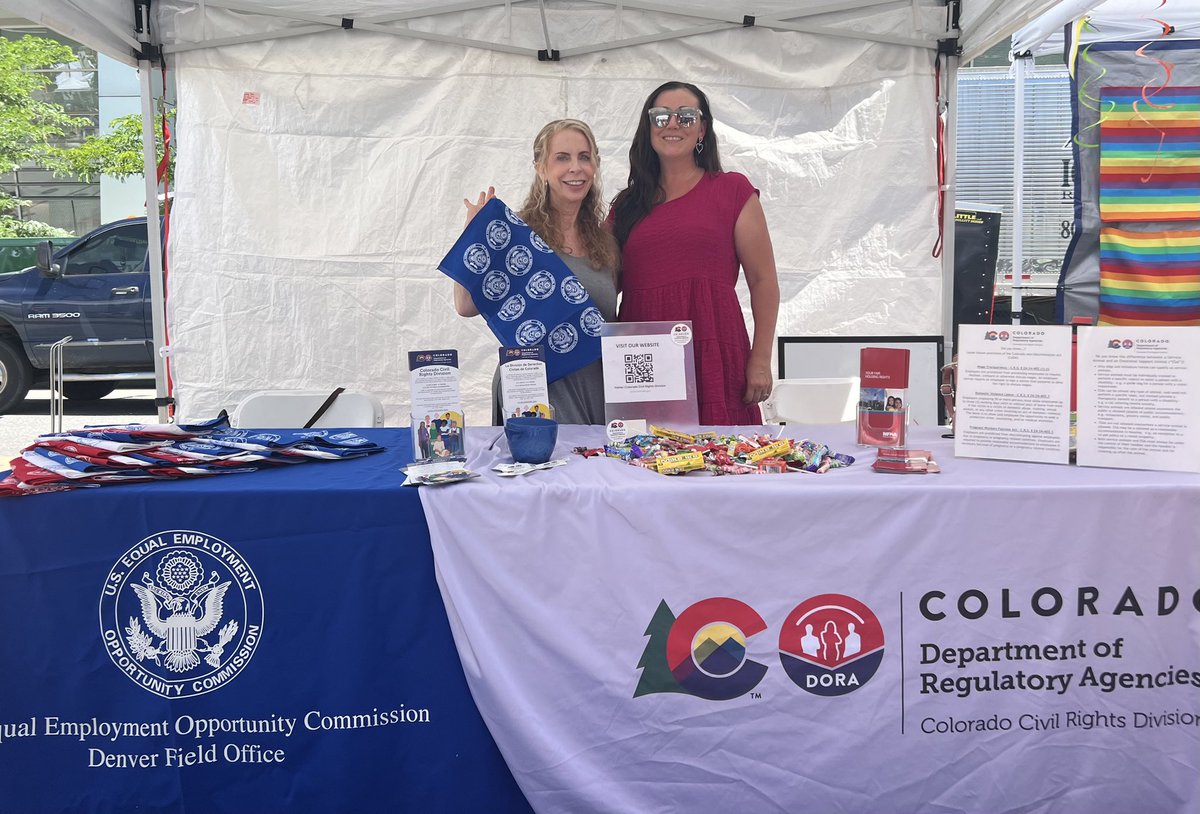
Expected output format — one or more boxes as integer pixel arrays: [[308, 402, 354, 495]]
[[574, 425, 854, 476], [0, 413, 384, 497]]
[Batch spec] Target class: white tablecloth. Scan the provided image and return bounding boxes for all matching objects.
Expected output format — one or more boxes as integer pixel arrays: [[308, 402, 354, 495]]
[[422, 424, 1200, 814]]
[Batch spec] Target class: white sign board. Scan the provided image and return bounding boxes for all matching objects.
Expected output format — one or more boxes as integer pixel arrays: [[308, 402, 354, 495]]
[[954, 325, 1072, 464], [1076, 326, 1200, 473]]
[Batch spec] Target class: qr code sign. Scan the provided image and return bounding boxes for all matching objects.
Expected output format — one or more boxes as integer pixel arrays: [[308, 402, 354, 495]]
[[625, 353, 654, 384]]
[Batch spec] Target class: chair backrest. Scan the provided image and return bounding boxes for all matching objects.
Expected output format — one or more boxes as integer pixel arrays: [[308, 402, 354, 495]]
[[232, 389, 385, 429], [761, 377, 860, 425]]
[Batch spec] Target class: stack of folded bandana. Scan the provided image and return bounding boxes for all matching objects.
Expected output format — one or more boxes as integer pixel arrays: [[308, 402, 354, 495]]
[[0, 413, 384, 497]]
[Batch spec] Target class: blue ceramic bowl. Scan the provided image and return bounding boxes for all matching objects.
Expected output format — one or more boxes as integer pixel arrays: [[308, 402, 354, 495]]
[[505, 416, 559, 464]]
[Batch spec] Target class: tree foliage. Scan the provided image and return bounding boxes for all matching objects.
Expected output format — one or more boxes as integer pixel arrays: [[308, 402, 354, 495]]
[[0, 35, 84, 174], [0, 34, 171, 237], [0, 35, 90, 235], [61, 112, 171, 184]]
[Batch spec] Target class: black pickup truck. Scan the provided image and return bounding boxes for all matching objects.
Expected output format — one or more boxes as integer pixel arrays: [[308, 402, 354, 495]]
[[0, 218, 156, 412]]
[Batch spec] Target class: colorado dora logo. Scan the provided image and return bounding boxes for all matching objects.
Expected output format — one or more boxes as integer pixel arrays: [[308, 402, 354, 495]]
[[99, 531, 263, 698], [636, 594, 884, 699], [778, 594, 885, 696]]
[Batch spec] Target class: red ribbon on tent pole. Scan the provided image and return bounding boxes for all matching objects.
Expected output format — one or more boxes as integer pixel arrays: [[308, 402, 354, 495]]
[[157, 65, 175, 418]]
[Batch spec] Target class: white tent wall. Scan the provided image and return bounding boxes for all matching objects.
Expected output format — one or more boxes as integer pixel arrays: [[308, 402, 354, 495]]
[[167, 4, 943, 424], [3, 0, 1071, 425]]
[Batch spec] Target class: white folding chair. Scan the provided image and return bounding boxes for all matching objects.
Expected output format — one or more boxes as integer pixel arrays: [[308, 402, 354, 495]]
[[761, 377, 860, 424], [231, 389, 385, 428]]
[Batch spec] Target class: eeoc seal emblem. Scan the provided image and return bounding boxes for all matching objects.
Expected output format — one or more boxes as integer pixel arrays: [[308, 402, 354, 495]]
[[548, 323, 579, 354], [506, 245, 534, 276], [529, 231, 553, 253], [515, 319, 546, 346], [485, 219, 511, 250], [580, 306, 605, 336], [482, 270, 510, 301], [463, 243, 490, 274], [560, 276, 588, 304], [525, 270, 556, 300], [99, 530, 264, 699], [504, 206, 527, 226], [497, 294, 526, 322]]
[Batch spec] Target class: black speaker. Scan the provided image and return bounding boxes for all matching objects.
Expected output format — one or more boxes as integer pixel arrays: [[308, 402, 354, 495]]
[[991, 295, 1057, 325], [952, 208, 1001, 342]]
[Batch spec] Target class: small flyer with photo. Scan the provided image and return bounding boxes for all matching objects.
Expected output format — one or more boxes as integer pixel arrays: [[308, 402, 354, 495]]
[[857, 347, 910, 447], [498, 346, 552, 419], [409, 349, 466, 463]]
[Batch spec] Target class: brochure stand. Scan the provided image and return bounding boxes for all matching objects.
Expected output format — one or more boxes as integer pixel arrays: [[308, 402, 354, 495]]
[[601, 321, 698, 428], [497, 346, 551, 419], [409, 349, 466, 463]]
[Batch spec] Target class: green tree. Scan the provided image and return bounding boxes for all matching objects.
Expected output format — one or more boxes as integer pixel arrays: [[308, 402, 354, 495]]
[[634, 599, 690, 697], [0, 34, 87, 236], [61, 111, 172, 185], [0, 34, 172, 237]]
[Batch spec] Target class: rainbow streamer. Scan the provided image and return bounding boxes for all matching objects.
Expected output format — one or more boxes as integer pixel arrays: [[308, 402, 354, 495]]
[[1099, 86, 1199, 222], [1098, 227, 1200, 326]]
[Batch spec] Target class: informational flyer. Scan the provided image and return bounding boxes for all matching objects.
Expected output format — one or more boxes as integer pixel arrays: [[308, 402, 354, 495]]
[[408, 349, 465, 462], [498, 346, 551, 419], [1076, 326, 1200, 473], [601, 321, 698, 427], [954, 325, 1072, 465], [857, 346, 910, 447], [602, 331, 687, 403]]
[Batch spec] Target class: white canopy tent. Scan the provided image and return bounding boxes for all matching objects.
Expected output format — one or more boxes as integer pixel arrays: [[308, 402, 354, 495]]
[[9, 0, 1065, 424]]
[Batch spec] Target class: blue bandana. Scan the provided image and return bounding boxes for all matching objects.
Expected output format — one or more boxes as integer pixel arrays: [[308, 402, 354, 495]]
[[438, 197, 605, 383]]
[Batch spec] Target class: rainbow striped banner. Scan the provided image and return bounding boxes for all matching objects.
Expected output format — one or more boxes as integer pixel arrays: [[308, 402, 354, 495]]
[[1099, 86, 1199, 222], [1098, 227, 1200, 325]]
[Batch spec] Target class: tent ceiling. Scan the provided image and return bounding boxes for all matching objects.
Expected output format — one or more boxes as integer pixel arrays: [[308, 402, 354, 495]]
[[1012, 0, 1200, 58], [5, 0, 1065, 65]]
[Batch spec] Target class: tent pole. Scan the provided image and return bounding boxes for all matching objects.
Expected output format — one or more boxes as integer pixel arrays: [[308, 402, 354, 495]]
[[1011, 53, 1030, 324], [138, 63, 170, 423], [941, 50, 959, 364]]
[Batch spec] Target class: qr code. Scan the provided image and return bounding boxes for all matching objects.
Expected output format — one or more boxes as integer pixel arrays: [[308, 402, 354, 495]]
[[624, 353, 654, 384]]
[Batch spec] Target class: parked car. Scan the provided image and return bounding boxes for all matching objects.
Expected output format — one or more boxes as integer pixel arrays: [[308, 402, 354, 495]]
[[0, 218, 157, 413]]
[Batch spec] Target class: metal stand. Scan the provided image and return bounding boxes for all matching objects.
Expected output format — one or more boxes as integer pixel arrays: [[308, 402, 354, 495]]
[[49, 335, 72, 433]]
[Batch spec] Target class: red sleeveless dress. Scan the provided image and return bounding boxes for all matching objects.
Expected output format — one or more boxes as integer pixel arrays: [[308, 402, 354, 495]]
[[618, 172, 762, 426]]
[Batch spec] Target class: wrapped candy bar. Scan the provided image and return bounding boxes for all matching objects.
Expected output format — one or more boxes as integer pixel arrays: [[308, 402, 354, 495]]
[[649, 426, 696, 444], [745, 439, 793, 463], [656, 450, 706, 475], [756, 458, 789, 474], [604, 445, 633, 461]]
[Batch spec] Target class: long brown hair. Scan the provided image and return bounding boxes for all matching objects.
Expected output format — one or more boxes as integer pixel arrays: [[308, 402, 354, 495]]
[[610, 82, 723, 250], [519, 119, 618, 275]]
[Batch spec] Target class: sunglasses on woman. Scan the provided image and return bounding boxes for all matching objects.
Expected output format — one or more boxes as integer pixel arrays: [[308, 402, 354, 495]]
[[647, 106, 703, 128]]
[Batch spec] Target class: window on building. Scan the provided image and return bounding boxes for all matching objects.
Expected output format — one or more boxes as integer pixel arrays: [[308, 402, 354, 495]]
[[956, 63, 1075, 292]]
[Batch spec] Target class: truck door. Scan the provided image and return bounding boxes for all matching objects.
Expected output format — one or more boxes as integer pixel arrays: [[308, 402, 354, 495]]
[[22, 222, 153, 370]]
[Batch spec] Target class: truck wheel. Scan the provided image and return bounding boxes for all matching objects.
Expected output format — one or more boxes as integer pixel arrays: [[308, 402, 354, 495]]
[[61, 381, 116, 401], [0, 340, 33, 414]]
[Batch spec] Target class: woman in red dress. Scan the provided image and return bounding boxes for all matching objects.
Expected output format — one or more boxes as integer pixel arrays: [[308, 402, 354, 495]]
[[611, 81, 780, 426]]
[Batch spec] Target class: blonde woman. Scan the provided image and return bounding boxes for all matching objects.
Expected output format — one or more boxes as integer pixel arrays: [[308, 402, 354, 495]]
[[454, 119, 619, 425]]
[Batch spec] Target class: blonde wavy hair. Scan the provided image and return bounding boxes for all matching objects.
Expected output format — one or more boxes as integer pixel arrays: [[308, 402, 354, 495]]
[[519, 119, 619, 276]]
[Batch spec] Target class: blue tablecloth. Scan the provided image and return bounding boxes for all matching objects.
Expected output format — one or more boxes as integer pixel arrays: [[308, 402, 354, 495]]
[[0, 429, 531, 813]]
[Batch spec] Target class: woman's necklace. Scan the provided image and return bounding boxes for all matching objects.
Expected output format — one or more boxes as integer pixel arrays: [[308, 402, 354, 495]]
[[561, 229, 582, 257]]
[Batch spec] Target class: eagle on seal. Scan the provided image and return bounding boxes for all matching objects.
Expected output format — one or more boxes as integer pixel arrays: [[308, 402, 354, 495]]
[[131, 580, 231, 672]]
